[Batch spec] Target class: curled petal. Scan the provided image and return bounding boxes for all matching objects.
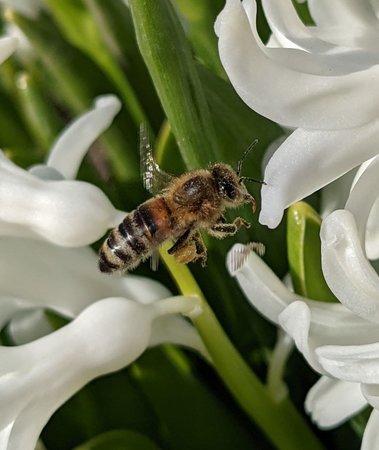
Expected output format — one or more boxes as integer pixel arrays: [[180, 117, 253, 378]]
[[305, 376, 367, 428], [0, 36, 17, 63], [345, 155, 379, 259], [279, 301, 324, 373], [227, 244, 379, 346], [216, 0, 379, 130], [226, 244, 295, 323], [261, 0, 335, 53], [46, 95, 122, 180], [321, 209, 379, 324], [317, 341, 379, 383], [0, 152, 123, 246], [280, 299, 379, 374], [0, 295, 199, 450], [320, 168, 357, 218], [362, 408, 379, 450], [308, 0, 377, 29], [259, 120, 379, 228]]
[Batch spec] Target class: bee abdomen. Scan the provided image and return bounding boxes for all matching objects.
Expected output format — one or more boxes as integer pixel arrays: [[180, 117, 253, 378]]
[[98, 210, 151, 273]]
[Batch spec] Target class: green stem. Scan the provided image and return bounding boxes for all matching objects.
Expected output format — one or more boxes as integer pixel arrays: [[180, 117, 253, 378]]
[[160, 241, 325, 450], [129, 0, 219, 169]]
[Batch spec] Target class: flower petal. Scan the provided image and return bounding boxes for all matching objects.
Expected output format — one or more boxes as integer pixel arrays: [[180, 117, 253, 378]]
[[317, 341, 379, 384], [227, 244, 379, 346], [321, 209, 379, 324], [259, 120, 379, 228], [320, 168, 357, 218], [0, 36, 17, 64], [308, 0, 377, 29], [0, 296, 199, 450], [279, 301, 325, 373], [150, 316, 209, 359], [261, 0, 335, 53], [216, 0, 379, 130], [226, 244, 294, 323], [1, 0, 42, 19], [46, 95, 121, 180], [0, 238, 171, 318], [345, 155, 379, 259], [0, 152, 122, 246], [305, 376, 367, 428], [361, 384, 379, 410], [362, 408, 379, 450]]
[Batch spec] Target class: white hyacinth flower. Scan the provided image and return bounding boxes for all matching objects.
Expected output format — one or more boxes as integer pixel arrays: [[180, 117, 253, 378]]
[[0, 295, 201, 450], [216, 0, 379, 228], [226, 239, 371, 436], [227, 202, 379, 448], [0, 236, 206, 356], [0, 95, 125, 247], [0, 86, 208, 450]]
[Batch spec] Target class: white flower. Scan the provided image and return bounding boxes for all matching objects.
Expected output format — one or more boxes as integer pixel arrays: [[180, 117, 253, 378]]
[[0, 88, 208, 450], [0, 0, 42, 19], [226, 239, 372, 433], [0, 295, 201, 450], [227, 200, 379, 448], [0, 236, 206, 356], [216, 0, 379, 228], [0, 36, 17, 64], [0, 95, 125, 247]]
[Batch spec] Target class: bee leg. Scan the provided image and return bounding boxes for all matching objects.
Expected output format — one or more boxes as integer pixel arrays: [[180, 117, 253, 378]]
[[192, 232, 207, 267], [168, 230, 207, 267], [208, 217, 250, 239], [167, 228, 192, 255], [170, 240, 198, 265]]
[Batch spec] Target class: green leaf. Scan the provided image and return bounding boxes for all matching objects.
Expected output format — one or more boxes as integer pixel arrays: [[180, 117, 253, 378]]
[[129, 0, 219, 169], [43, 0, 147, 128], [174, 0, 226, 77], [131, 346, 266, 450], [197, 63, 282, 176], [287, 201, 337, 302], [42, 370, 162, 450], [11, 11, 139, 182], [73, 430, 162, 450], [0, 89, 32, 151], [81, 0, 164, 131], [15, 71, 63, 152]]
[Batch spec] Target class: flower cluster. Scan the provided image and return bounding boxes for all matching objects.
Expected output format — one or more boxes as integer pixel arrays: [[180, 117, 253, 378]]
[[216, 0, 379, 229], [218, 0, 379, 448], [0, 42, 204, 450]]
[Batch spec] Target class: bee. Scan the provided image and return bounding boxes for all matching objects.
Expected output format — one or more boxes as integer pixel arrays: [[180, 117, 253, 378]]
[[98, 125, 264, 273]]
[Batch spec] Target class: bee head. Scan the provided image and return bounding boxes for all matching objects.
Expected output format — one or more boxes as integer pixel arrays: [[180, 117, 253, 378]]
[[211, 163, 257, 211], [211, 140, 265, 212]]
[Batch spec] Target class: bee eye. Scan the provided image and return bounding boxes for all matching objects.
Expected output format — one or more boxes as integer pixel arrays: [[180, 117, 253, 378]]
[[220, 179, 237, 199]]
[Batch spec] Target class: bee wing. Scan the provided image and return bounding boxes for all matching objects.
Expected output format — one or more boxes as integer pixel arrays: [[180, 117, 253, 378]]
[[140, 124, 175, 195], [150, 249, 160, 272]]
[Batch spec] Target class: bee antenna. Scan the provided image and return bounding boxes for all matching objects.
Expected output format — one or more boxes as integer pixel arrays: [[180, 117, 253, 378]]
[[240, 176, 266, 185], [237, 139, 258, 177]]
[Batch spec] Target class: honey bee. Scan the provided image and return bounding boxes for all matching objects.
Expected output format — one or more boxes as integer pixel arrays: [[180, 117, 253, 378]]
[[98, 125, 264, 273]]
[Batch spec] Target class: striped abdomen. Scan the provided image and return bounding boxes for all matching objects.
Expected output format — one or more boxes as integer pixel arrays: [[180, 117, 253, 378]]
[[98, 197, 172, 273]]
